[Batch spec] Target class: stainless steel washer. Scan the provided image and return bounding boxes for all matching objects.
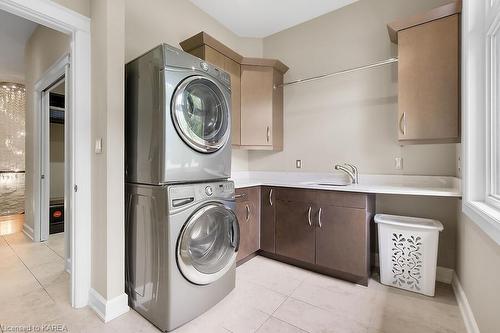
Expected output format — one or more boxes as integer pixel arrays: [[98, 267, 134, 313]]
[[125, 180, 239, 331]]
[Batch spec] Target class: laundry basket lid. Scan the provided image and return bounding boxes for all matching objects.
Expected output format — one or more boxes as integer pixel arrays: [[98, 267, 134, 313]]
[[374, 214, 444, 231]]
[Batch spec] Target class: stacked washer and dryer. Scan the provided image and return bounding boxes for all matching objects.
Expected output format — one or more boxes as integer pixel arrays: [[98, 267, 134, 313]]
[[124, 44, 240, 331]]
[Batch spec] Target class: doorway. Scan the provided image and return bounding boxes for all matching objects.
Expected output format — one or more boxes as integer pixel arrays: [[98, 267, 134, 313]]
[[0, 0, 91, 308]]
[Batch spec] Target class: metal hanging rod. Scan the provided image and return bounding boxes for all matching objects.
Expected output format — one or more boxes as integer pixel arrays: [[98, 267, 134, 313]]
[[276, 57, 399, 88]]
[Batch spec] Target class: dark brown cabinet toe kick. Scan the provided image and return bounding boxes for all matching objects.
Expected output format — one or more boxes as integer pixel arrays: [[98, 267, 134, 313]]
[[235, 186, 375, 286]]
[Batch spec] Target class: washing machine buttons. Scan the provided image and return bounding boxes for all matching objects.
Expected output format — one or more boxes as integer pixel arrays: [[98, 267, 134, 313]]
[[200, 62, 209, 71], [205, 186, 213, 196]]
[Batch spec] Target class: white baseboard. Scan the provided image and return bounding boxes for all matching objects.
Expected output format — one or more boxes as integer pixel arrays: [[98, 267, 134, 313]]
[[436, 266, 454, 284], [88, 288, 129, 323], [451, 273, 480, 333], [22, 224, 34, 240]]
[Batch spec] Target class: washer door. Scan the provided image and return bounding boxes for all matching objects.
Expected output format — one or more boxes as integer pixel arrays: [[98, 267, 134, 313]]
[[172, 75, 230, 153], [177, 203, 239, 285]]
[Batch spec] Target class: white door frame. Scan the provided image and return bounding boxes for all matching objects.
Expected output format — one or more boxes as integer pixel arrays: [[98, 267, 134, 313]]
[[0, 0, 91, 308]]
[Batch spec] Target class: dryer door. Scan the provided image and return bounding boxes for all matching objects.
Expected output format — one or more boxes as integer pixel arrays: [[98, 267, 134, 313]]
[[172, 75, 230, 153], [177, 203, 239, 285]]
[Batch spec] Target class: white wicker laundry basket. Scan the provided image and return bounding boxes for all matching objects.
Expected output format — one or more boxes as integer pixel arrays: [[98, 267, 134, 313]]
[[375, 214, 444, 296]]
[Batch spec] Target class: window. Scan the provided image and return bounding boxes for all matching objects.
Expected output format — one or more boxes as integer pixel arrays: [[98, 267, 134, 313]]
[[463, 0, 500, 244], [487, 2, 500, 208]]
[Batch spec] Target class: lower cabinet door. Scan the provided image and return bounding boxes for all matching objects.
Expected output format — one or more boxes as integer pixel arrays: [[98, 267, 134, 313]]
[[235, 201, 251, 261], [235, 187, 260, 262], [260, 186, 275, 253], [275, 200, 316, 264], [315, 205, 369, 277]]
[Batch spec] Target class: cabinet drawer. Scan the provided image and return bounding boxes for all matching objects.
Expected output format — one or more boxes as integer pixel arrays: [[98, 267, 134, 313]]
[[315, 190, 371, 209], [275, 187, 317, 204]]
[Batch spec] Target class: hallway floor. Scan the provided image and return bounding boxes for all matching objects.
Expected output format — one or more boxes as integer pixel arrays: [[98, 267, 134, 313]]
[[0, 232, 466, 333]]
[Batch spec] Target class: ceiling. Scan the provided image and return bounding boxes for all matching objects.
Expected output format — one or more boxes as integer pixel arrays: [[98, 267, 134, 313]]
[[189, 0, 358, 38], [0, 9, 38, 83]]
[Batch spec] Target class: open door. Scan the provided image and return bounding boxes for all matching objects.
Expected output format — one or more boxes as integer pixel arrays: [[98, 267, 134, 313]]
[[39, 65, 69, 245]]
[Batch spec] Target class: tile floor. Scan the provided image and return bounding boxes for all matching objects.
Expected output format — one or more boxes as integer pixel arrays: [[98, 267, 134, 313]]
[[0, 214, 24, 236], [0, 231, 466, 333]]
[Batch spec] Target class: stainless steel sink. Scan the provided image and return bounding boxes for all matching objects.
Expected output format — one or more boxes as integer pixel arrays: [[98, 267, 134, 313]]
[[301, 181, 351, 187], [316, 182, 350, 187]]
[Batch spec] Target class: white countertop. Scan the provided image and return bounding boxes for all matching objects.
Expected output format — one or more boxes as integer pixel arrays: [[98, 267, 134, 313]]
[[230, 171, 461, 197]]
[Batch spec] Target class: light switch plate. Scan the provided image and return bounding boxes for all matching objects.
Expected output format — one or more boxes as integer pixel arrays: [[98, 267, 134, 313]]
[[95, 138, 103, 154]]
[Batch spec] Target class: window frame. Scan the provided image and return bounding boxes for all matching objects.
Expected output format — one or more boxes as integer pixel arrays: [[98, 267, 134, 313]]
[[463, 0, 500, 245]]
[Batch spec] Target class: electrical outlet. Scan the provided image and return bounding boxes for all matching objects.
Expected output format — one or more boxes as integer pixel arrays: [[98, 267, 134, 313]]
[[296, 160, 302, 169], [395, 157, 403, 170]]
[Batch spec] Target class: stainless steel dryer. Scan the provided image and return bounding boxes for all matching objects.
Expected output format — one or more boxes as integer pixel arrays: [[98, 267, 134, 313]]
[[125, 180, 239, 331], [125, 44, 232, 184]]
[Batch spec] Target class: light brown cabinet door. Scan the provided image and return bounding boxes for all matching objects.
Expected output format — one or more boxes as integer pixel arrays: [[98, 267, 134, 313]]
[[240, 65, 274, 146], [224, 57, 241, 146], [235, 187, 260, 262], [275, 199, 316, 264], [398, 14, 459, 143], [315, 206, 369, 278], [203, 46, 226, 68], [260, 186, 275, 253]]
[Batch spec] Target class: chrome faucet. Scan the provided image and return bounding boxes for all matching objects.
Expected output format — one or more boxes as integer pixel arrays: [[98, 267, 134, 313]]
[[334, 163, 359, 184]]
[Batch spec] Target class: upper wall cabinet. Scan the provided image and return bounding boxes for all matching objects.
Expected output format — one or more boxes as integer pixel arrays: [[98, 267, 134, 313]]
[[180, 32, 288, 151], [240, 58, 287, 150], [388, 1, 461, 144]]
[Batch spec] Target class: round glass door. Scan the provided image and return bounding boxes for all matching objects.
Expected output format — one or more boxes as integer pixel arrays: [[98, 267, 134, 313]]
[[172, 76, 230, 153], [177, 203, 239, 285]]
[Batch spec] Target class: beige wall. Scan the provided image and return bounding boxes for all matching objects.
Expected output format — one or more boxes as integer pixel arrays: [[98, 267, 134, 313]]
[[376, 195, 459, 269], [52, 0, 90, 17], [248, 0, 456, 176], [90, 0, 126, 300], [50, 123, 64, 199], [24, 26, 70, 231], [124, 0, 262, 63], [456, 207, 500, 333]]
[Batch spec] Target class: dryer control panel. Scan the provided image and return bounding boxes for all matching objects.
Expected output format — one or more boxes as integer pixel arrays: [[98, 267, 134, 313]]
[[168, 181, 235, 210]]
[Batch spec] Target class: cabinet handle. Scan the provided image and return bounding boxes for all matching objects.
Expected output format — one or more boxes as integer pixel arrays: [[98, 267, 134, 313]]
[[266, 126, 270, 143], [269, 189, 273, 206], [318, 208, 322, 228], [399, 112, 407, 135], [234, 193, 247, 200], [307, 206, 312, 226], [245, 204, 250, 222]]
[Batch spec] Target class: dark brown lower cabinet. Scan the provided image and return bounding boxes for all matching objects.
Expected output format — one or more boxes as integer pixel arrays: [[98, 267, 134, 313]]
[[235, 187, 260, 263], [275, 199, 316, 264], [260, 186, 275, 253], [315, 205, 371, 280], [262, 186, 375, 286]]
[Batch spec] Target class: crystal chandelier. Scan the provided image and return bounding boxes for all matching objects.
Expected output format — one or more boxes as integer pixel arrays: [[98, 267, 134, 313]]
[[0, 82, 26, 172]]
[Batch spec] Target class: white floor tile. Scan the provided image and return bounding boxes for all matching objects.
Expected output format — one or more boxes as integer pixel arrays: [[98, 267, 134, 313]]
[[274, 298, 369, 333], [0, 234, 467, 333], [257, 317, 307, 333]]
